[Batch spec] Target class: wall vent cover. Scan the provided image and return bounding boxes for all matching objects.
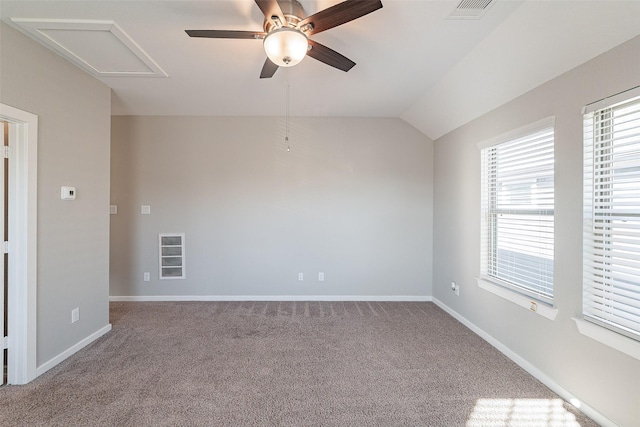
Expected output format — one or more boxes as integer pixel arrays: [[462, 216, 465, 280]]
[[159, 233, 185, 279], [10, 18, 168, 77], [448, 0, 495, 19]]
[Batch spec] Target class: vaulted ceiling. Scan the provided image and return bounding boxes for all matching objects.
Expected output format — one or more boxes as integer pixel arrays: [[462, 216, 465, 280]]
[[2, 0, 639, 140]]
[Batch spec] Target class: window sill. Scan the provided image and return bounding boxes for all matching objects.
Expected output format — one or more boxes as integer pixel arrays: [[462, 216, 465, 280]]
[[476, 277, 558, 320], [572, 318, 640, 360]]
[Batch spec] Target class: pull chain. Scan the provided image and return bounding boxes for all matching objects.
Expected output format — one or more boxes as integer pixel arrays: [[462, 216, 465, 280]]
[[286, 82, 290, 152]]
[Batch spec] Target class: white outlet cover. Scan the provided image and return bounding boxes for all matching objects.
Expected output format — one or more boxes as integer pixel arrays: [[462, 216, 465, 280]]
[[141, 205, 151, 214], [110, 205, 118, 214], [61, 186, 76, 200]]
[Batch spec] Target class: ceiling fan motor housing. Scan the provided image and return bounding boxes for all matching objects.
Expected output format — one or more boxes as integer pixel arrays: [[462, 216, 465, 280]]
[[264, 0, 306, 32]]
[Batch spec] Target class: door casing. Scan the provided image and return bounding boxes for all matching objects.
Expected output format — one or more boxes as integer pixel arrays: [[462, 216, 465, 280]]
[[0, 103, 38, 385]]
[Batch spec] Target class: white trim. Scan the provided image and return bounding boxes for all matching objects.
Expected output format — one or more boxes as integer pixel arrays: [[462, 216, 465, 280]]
[[0, 123, 4, 385], [110, 295, 433, 302], [573, 318, 640, 361], [432, 298, 618, 427], [476, 116, 555, 149], [0, 103, 38, 385], [476, 277, 558, 320], [36, 324, 112, 377], [583, 85, 640, 115]]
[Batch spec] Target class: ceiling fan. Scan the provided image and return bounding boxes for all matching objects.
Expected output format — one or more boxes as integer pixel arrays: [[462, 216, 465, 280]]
[[186, 0, 383, 78]]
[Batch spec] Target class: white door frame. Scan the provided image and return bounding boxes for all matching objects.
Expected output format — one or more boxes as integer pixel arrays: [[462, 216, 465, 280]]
[[0, 103, 38, 384], [1, 121, 5, 386]]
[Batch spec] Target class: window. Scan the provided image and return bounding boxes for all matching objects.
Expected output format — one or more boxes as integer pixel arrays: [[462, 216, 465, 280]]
[[583, 89, 640, 341], [480, 118, 555, 304], [159, 233, 185, 279]]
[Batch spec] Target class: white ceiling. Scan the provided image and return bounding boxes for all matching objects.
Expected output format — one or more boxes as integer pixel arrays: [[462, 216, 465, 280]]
[[2, 0, 640, 140]]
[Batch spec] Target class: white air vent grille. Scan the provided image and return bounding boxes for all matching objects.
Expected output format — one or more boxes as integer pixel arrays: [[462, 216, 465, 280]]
[[448, 0, 495, 19], [159, 233, 185, 279]]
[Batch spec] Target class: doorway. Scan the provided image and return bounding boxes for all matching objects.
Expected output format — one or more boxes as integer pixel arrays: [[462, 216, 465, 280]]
[[0, 103, 38, 385]]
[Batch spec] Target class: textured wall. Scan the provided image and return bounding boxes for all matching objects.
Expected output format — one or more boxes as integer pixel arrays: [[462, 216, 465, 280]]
[[433, 36, 640, 426], [0, 23, 111, 365], [110, 116, 433, 298]]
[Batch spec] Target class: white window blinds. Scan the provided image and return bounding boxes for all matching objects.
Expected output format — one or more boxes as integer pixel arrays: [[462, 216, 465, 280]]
[[480, 120, 555, 303], [583, 91, 640, 341]]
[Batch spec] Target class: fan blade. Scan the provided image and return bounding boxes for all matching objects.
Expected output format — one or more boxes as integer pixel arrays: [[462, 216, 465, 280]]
[[298, 0, 383, 36], [255, 0, 286, 25], [307, 40, 355, 72], [260, 58, 279, 78], [185, 30, 265, 39]]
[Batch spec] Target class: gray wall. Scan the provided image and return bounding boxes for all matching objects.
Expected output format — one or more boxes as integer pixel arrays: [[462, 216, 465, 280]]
[[0, 23, 111, 365], [433, 35, 640, 426], [110, 116, 433, 298]]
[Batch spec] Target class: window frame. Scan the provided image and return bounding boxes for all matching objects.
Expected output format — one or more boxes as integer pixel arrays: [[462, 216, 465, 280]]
[[478, 117, 556, 306], [582, 88, 640, 342]]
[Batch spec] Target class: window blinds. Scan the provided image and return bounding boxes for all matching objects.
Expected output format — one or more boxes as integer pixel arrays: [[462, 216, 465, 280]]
[[481, 122, 555, 303], [583, 94, 640, 340]]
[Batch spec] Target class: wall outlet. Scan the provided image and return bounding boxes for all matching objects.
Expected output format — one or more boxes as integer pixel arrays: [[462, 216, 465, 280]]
[[71, 307, 79, 323], [61, 186, 76, 200], [451, 281, 460, 296], [141, 205, 151, 215], [143, 272, 150, 282], [318, 272, 324, 282], [298, 273, 304, 281]]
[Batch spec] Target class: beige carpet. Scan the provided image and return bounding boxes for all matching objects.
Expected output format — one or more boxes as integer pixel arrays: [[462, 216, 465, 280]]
[[0, 301, 596, 426]]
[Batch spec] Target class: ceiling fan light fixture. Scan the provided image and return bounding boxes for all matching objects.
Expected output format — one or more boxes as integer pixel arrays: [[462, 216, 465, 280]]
[[263, 27, 308, 67]]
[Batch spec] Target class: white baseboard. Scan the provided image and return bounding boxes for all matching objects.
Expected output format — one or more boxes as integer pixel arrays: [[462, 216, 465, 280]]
[[110, 295, 432, 302], [36, 324, 112, 378], [432, 298, 617, 427]]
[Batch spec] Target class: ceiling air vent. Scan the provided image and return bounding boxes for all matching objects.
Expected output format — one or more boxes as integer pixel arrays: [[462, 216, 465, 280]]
[[448, 0, 495, 20]]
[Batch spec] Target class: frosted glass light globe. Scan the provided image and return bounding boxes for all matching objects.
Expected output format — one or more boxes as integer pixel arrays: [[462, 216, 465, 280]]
[[263, 28, 308, 67]]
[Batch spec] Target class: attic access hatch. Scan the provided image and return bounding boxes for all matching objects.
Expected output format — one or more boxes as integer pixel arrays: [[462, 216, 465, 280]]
[[10, 18, 168, 77], [448, 0, 495, 19]]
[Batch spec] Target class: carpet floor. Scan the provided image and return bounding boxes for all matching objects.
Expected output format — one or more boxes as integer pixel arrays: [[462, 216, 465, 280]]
[[0, 301, 597, 426]]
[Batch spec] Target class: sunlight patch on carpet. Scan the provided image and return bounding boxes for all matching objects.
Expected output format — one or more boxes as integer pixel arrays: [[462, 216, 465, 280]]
[[467, 398, 581, 427]]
